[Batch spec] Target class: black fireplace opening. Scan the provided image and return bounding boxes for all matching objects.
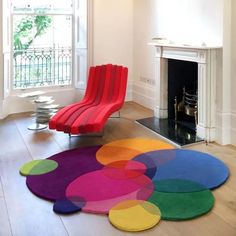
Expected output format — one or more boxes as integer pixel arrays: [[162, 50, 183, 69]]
[[136, 59, 203, 146], [168, 59, 198, 130]]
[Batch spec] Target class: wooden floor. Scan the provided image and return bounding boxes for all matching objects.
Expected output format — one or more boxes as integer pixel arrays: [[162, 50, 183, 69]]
[[0, 102, 236, 236]]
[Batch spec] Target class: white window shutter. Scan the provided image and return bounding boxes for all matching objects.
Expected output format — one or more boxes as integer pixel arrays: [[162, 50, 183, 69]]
[[73, 0, 88, 89], [2, 0, 11, 98]]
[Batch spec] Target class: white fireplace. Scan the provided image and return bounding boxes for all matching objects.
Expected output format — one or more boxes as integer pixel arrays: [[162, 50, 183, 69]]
[[149, 42, 222, 142]]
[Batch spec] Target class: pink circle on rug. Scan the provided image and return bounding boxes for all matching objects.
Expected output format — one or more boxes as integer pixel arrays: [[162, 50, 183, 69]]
[[103, 160, 147, 179], [66, 169, 154, 213], [81, 186, 153, 214]]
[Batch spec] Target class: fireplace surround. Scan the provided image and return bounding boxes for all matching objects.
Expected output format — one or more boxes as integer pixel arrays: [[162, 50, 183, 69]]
[[149, 42, 222, 142]]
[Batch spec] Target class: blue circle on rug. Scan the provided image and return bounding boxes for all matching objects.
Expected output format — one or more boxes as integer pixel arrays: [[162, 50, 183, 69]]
[[134, 149, 229, 189], [53, 197, 85, 214]]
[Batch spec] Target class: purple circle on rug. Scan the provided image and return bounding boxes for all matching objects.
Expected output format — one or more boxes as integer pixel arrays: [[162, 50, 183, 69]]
[[26, 146, 104, 201], [134, 149, 229, 189]]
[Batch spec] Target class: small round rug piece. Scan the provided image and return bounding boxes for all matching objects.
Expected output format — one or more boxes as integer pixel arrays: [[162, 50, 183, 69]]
[[109, 200, 161, 232], [20, 160, 58, 176], [53, 198, 83, 214], [148, 189, 215, 220]]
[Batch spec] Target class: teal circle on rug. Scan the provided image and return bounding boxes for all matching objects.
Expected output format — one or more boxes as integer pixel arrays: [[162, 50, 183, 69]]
[[148, 189, 215, 220], [20, 160, 58, 176], [153, 179, 207, 193]]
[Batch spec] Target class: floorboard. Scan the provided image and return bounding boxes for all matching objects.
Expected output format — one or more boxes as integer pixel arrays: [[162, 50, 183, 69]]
[[14, 114, 62, 159], [0, 151, 69, 236], [0, 177, 3, 197], [0, 102, 236, 236], [0, 198, 12, 236]]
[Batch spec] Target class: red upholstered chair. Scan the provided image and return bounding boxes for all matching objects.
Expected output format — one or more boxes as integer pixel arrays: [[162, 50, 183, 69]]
[[49, 64, 128, 135]]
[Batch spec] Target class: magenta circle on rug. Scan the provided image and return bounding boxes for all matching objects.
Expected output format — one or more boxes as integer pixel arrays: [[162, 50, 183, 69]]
[[26, 146, 104, 201], [66, 169, 154, 214]]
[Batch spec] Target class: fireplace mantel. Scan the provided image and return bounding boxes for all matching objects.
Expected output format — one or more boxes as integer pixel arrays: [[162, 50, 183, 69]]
[[150, 41, 222, 142], [149, 41, 222, 49]]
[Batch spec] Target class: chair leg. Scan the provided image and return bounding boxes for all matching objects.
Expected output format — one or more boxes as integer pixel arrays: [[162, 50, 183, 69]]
[[68, 129, 104, 138], [110, 110, 121, 118]]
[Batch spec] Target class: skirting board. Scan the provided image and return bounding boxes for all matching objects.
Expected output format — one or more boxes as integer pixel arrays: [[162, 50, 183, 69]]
[[133, 82, 156, 109], [216, 111, 232, 145], [230, 111, 236, 146], [231, 128, 236, 146]]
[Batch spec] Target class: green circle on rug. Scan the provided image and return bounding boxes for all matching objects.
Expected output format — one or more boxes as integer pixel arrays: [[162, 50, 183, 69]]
[[20, 160, 58, 176], [148, 189, 214, 220], [109, 200, 161, 232]]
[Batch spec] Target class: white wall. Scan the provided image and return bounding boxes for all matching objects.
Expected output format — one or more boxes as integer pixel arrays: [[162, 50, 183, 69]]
[[132, 0, 236, 145], [133, 0, 224, 109], [156, 0, 223, 46], [0, 0, 4, 118], [133, 0, 158, 108], [92, 0, 133, 100], [231, 0, 236, 145], [213, 0, 236, 145], [215, 0, 232, 145]]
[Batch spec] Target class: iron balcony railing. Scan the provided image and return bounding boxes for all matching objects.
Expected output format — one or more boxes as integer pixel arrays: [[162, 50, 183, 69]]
[[13, 47, 72, 89]]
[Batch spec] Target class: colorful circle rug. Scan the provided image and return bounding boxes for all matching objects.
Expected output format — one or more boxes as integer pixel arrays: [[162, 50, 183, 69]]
[[20, 138, 229, 232]]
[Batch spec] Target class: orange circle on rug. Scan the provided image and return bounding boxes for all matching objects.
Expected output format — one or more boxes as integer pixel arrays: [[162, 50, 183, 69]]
[[96, 138, 174, 165], [109, 200, 161, 232]]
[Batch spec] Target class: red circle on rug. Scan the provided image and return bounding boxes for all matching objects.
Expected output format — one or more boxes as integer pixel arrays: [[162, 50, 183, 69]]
[[103, 160, 147, 179]]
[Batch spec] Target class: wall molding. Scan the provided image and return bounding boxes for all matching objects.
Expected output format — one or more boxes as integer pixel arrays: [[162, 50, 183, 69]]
[[133, 81, 156, 109], [216, 111, 232, 145], [231, 111, 236, 146], [124, 78, 133, 101]]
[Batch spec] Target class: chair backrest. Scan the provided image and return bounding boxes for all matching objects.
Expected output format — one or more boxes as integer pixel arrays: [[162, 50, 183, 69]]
[[84, 64, 128, 105]]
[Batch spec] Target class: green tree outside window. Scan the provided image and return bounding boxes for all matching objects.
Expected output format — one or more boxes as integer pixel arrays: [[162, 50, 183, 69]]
[[14, 15, 52, 57]]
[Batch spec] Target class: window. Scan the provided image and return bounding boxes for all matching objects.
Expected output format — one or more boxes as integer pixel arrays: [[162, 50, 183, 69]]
[[1, 0, 89, 118], [11, 0, 73, 89]]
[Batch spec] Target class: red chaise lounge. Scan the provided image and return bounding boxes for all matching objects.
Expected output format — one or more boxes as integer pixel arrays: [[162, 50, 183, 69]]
[[49, 64, 128, 135]]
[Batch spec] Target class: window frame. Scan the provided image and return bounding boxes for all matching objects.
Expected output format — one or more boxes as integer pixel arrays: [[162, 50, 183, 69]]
[[5, 0, 91, 96], [10, 1, 74, 93]]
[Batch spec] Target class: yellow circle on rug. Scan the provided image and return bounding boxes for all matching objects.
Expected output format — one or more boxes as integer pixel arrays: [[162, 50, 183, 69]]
[[20, 160, 58, 176], [109, 200, 161, 232], [97, 138, 174, 165]]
